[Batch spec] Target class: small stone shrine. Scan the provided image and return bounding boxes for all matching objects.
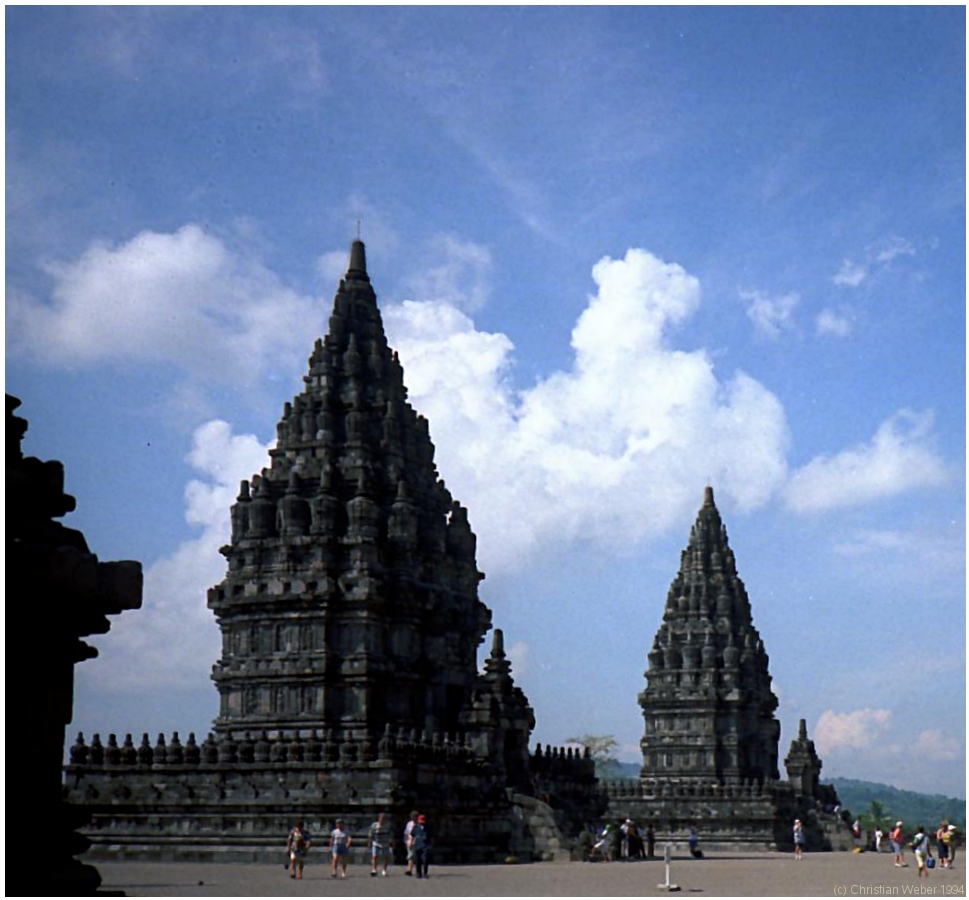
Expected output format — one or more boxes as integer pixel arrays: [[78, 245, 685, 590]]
[[63, 241, 594, 862], [8, 395, 143, 895], [604, 487, 844, 849]]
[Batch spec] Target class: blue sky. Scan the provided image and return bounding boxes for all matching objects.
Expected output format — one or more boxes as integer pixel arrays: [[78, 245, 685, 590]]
[[7, 7, 965, 798]]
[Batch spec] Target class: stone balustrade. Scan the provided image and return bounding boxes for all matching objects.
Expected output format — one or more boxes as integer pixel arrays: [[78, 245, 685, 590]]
[[68, 724, 483, 770]]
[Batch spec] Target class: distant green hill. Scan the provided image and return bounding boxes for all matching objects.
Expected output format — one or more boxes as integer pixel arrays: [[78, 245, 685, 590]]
[[830, 778, 965, 830]]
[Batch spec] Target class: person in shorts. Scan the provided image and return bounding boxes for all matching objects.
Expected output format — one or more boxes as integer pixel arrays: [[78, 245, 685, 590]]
[[891, 821, 907, 867], [369, 812, 392, 877], [330, 818, 352, 878], [793, 819, 805, 860]]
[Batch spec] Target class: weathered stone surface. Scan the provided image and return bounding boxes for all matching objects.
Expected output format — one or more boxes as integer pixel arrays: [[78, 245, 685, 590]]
[[64, 242, 544, 862], [610, 487, 844, 849]]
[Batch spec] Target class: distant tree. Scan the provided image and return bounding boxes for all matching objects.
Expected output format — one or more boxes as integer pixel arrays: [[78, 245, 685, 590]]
[[861, 800, 892, 836], [565, 734, 622, 779]]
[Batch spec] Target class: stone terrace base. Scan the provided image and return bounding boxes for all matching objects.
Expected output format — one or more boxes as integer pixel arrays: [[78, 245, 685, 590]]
[[66, 758, 518, 865], [605, 779, 801, 851]]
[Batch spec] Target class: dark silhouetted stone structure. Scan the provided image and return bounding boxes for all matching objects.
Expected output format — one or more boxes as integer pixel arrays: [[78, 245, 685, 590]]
[[63, 243, 562, 862], [606, 487, 844, 849], [8, 394, 142, 895]]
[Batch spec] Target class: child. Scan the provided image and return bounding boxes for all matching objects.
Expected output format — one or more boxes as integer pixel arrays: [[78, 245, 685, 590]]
[[330, 818, 352, 878]]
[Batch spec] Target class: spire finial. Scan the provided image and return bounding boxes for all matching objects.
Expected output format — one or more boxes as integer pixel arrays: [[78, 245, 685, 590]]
[[703, 485, 715, 508], [347, 238, 368, 279]]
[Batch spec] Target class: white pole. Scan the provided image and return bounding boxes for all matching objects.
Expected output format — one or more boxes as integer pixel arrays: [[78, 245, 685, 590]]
[[657, 841, 680, 891]]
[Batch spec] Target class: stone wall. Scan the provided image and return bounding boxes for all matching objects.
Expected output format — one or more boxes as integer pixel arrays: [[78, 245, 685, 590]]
[[65, 727, 516, 863]]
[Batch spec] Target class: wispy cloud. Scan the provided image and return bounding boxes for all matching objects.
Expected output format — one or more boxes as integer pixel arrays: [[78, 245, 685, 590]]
[[740, 289, 800, 339], [914, 729, 962, 762], [833, 236, 917, 288], [785, 409, 949, 513], [399, 234, 493, 313], [815, 308, 853, 338]]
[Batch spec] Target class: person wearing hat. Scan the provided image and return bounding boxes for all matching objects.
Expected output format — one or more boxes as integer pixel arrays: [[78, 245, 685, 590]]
[[409, 813, 432, 879], [891, 821, 907, 867], [793, 819, 805, 860], [946, 824, 958, 870]]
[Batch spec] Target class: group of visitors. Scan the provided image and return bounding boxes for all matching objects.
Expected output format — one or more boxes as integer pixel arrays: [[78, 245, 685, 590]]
[[284, 809, 434, 879], [589, 819, 654, 861], [792, 817, 960, 871], [886, 820, 959, 876], [587, 820, 702, 862]]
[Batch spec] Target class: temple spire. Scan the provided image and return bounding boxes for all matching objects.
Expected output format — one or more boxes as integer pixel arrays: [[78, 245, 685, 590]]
[[347, 238, 369, 281]]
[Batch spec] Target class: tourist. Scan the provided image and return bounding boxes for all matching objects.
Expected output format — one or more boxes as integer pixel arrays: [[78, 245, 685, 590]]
[[891, 821, 907, 867], [410, 813, 432, 878], [947, 824, 958, 869], [874, 826, 883, 853], [646, 823, 656, 859], [590, 825, 612, 862], [369, 811, 392, 877], [793, 819, 805, 860], [911, 825, 931, 878], [936, 821, 950, 869], [629, 820, 646, 859], [330, 818, 352, 878], [403, 810, 419, 876], [620, 819, 632, 860], [688, 824, 701, 859], [286, 820, 311, 880]]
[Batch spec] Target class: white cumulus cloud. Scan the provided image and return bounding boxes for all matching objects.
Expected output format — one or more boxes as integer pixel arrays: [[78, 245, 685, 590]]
[[84, 420, 272, 690], [8, 224, 319, 385], [815, 708, 892, 753], [387, 248, 791, 573], [784, 410, 949, 513]]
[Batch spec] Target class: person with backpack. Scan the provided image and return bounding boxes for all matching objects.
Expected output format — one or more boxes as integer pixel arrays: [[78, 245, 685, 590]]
[[287, 820, 311, 880], [912, 825, 932, 878]]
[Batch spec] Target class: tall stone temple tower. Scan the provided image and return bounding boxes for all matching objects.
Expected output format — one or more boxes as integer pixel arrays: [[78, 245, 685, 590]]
[[208, 239, 493, 742], [638, 486, 780, 786], [605, 487, 842, 849], [62, 241, 591, 863]]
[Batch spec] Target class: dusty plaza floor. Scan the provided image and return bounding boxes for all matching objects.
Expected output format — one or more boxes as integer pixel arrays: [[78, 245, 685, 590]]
[[93, 851, 967, 898]]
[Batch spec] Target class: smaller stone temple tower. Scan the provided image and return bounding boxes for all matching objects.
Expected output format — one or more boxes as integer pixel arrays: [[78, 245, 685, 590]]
[[638, 485, 780, 786], [785, 718, 822, 799], [606, 487, 841, 849]]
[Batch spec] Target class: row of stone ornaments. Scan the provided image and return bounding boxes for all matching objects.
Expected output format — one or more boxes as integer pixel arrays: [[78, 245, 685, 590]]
[[530, 743, 596, 776], [68, 725, 487, 769], [603, 777, 784, 800]]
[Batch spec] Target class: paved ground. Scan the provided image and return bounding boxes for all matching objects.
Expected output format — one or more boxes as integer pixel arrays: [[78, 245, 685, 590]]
[[94, 851, 967, 897]]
